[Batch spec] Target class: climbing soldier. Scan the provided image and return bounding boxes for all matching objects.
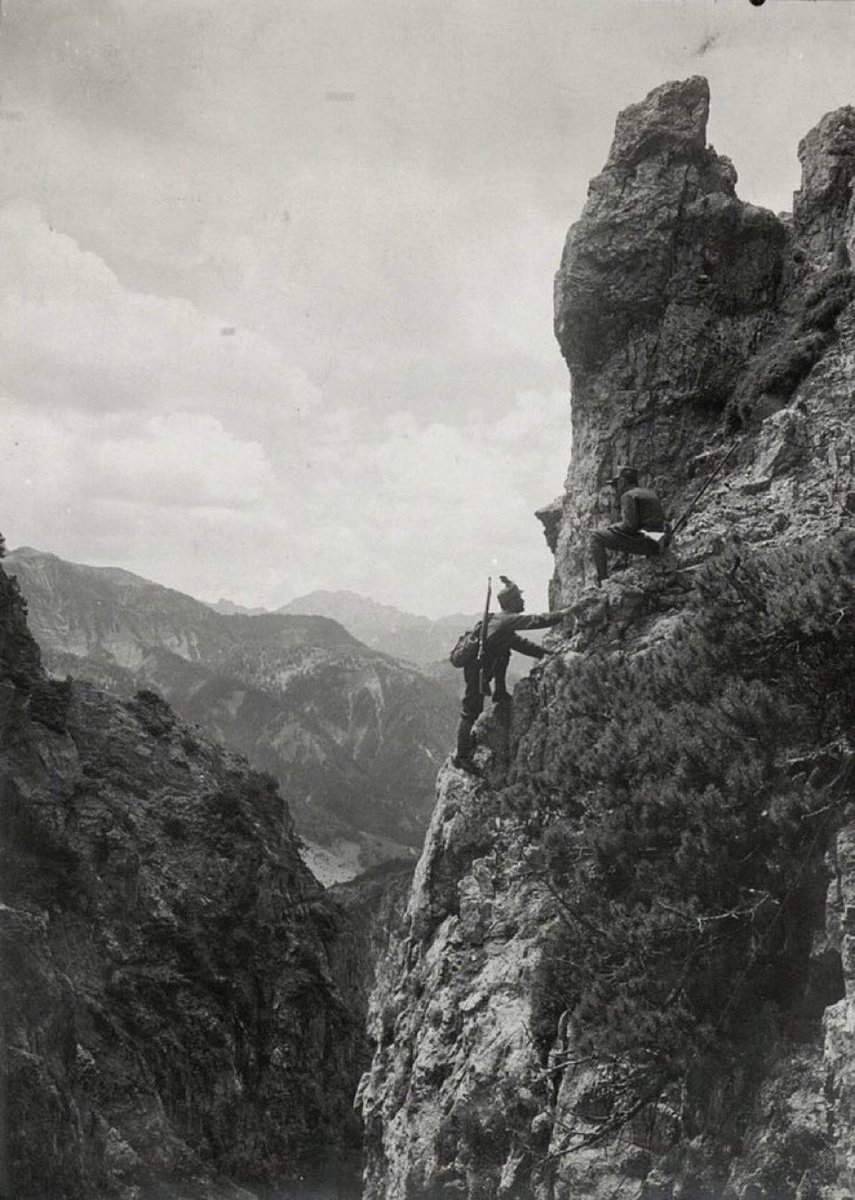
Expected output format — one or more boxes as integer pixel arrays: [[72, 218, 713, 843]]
[[590, 465, 668, 586], [453, 576, 571, 774]]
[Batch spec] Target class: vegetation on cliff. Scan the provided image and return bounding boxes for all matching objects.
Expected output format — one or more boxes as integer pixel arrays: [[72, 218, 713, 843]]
[[530, 533, 854, 1156]]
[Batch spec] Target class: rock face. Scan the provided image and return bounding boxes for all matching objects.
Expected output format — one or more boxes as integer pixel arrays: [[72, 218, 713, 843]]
[[361, 80, 855, 1199], [546, 75, 852, 600], [329, 860, 416, 1022], [0, 560, 368, 1199], [6, 549, 456, 881]]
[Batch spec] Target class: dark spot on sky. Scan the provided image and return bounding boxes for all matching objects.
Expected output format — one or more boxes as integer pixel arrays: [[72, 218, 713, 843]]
[[695, 32, 721, 57], [220, 327, 236, 336]]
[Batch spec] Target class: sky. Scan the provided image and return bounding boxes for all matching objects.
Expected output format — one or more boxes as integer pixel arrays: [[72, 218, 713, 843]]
[[1, 0, 854, 617]]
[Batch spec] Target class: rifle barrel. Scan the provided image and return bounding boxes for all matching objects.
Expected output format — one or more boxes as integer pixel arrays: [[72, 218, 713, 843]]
[[672, 441, 741, 536], [478, 576, 492, 694]]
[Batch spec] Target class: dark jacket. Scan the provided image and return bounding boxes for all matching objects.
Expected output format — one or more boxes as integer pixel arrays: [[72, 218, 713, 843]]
[[614, 486, 665, 536], [482, 610, 564, 675], [461, 608, 568, 712]]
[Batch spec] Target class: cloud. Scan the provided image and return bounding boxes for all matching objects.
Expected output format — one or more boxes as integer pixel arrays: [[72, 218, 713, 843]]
[[0, 203, 319, 426], [1, 400, 276, 517], [275, 387, 572, 613], [0, 193, 569, 614], [1, 382, 570, 616], [82, 413, 277, 509], [8, 0, 850, 615]]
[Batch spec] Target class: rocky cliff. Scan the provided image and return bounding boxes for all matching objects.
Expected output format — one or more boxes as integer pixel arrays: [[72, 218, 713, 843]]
[[360, 79, 855, 1199], [0, 559, 369, 1199], [5, 549, 456, 881], [329, 860, 416, 1029]]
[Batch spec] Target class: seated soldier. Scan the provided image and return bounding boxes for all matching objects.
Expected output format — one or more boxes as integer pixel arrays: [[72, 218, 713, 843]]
[[453, 576, 571, 774], [591, 465, 667, 586]]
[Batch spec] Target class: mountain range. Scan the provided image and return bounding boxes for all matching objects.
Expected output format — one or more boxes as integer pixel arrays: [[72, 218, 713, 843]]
[[276, 589, 477, 667], [5, 547, 456, 882], [275, 588, 540, 691], [208, 589, 542, 694]]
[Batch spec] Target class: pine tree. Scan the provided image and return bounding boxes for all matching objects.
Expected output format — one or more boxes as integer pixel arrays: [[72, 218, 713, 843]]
[[529, 532, 855, 1135]]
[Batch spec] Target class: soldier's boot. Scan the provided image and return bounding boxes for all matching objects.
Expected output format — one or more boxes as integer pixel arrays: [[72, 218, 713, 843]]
[[452, 716, 481, 774]]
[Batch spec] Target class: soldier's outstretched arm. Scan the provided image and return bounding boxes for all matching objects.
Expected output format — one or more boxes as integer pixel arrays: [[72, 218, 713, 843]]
[[499, 608, 573, 633], [509, 634, 548, 659]]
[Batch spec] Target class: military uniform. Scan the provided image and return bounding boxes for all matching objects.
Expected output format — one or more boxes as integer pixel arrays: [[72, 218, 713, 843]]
[[591, 483, 666, 583], [455, 608, 565, 764]]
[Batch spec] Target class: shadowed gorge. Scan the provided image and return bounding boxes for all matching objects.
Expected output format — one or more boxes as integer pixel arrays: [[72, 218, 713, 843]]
[[0, 559, 375, 1198]]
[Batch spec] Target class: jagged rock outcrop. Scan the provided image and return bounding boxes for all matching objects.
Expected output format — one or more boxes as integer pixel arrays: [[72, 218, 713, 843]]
[[358, 763, 555, 1199], [6, 548, 456, 881], [361, 79, 855, 1200], [545, 76, 852, 602], [0, 560, 368, 1199]]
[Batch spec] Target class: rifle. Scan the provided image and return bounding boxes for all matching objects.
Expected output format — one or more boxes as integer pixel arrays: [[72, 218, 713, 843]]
[[478, 576, 492, 696], [669, 440, 742, 541]]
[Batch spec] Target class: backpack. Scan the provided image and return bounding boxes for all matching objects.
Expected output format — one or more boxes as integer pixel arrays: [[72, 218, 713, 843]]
[[449, 621, 482, 668]]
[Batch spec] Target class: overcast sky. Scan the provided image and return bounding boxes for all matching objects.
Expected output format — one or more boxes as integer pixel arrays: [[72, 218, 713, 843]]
[[1, 0, 854, 617]]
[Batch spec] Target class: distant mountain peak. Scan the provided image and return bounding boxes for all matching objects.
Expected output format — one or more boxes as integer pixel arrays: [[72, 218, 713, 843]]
[[9, 545, 51, 558], [210, 598, 269, 616], [280, 589, 427, 622], [278, 590, 479, 666]]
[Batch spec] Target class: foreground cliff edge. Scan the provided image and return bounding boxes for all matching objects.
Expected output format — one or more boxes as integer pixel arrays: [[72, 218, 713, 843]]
[[360, 79, 855, 1199], [0, 557, 371, 1197]]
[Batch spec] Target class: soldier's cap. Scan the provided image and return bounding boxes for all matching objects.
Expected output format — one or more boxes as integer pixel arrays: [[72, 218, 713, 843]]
[[497, 575, 522, 602], [609, 464, 639, 487]]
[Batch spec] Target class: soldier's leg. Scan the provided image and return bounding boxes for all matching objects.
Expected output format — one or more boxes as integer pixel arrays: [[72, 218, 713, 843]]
[[492, 657, 510, 705], [591, 530, 610, 584], [593, 528, 658, 583], [456, 712, 479, 759], [455, 667, 484, 762], [623, 533, 661, 559]]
